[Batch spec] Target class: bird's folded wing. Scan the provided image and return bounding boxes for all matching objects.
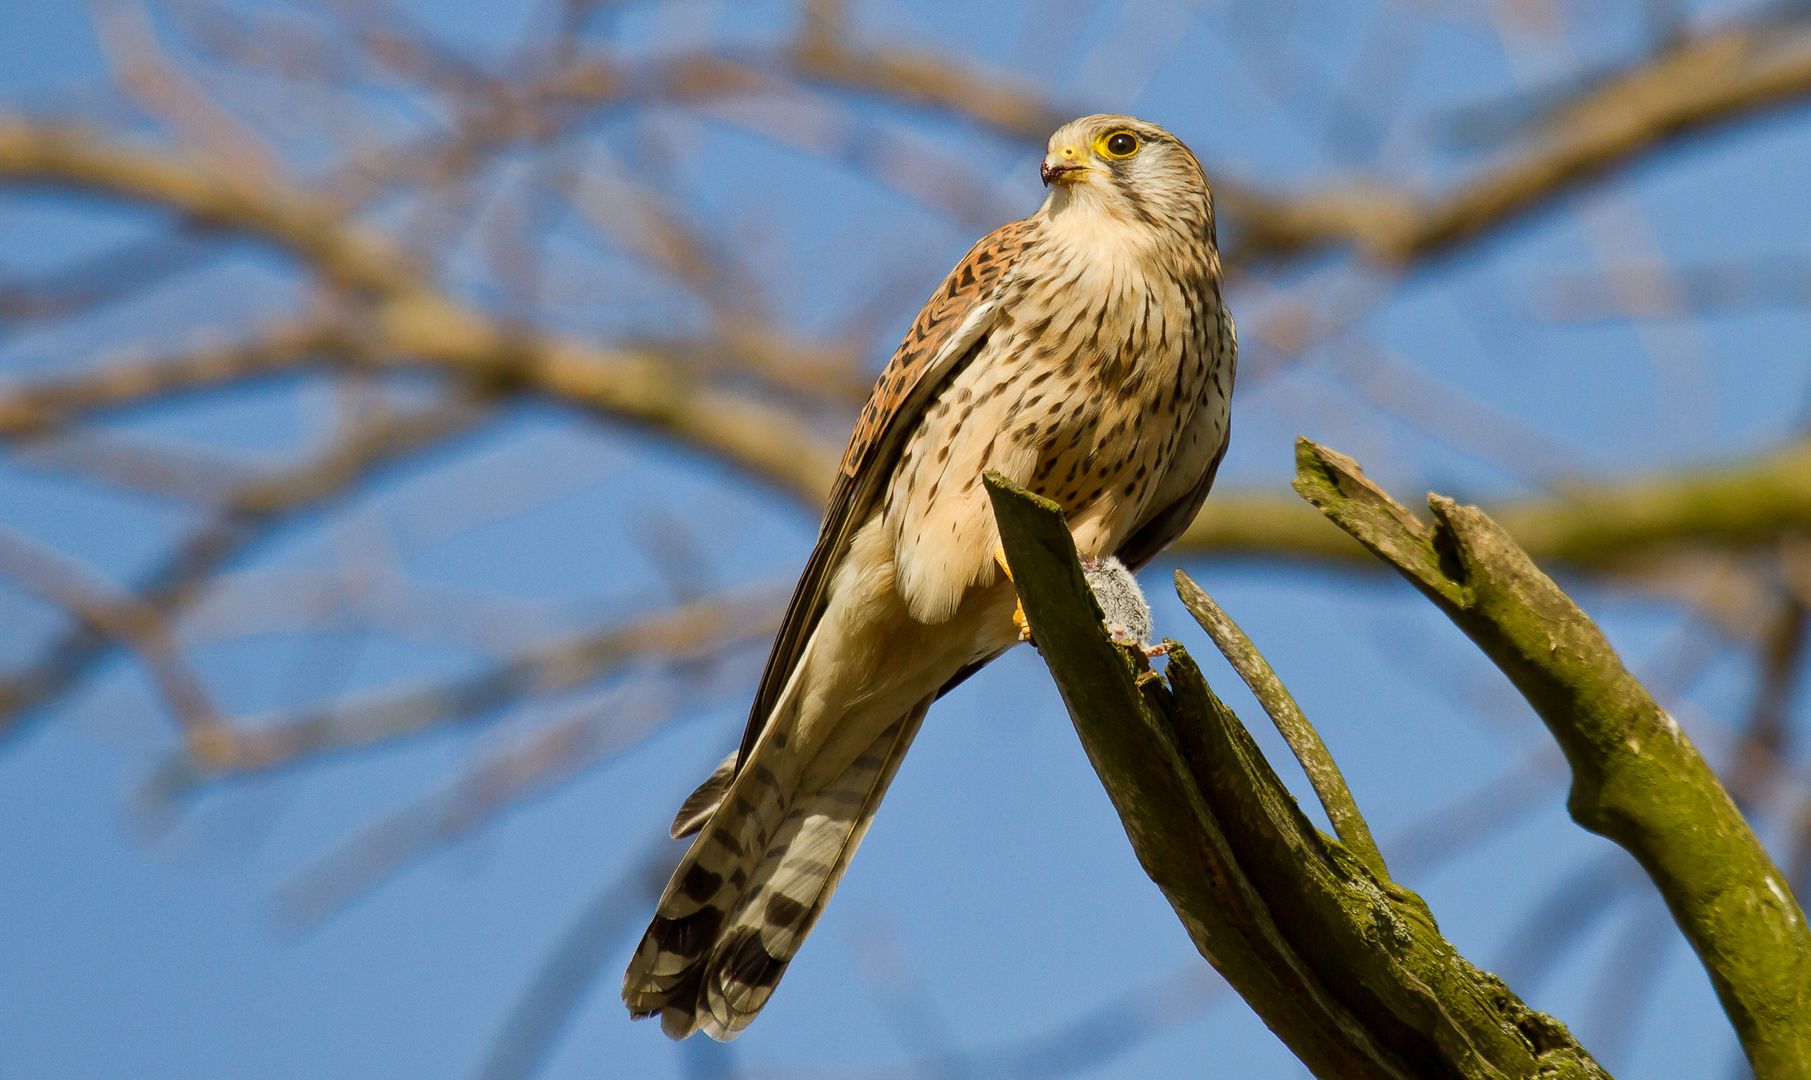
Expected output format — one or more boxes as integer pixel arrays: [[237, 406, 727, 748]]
[[1116, 432, 1229, 571], [734, 217, 1038, 768]]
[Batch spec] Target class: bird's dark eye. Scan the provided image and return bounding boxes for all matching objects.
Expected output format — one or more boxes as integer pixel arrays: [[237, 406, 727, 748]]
[[1103, 131, 1138, 158]]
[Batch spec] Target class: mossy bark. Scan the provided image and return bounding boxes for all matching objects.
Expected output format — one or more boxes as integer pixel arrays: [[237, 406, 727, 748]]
[[985, 471, 1608, 1080], [1290, 439, 1811, 1079]]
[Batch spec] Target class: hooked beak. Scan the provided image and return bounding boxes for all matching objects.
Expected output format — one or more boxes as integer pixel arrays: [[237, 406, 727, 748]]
[[1040, 145, 1089, 187]]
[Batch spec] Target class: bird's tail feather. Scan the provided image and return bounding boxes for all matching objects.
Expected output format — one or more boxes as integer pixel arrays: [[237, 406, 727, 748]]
[[670, 751, 737, 839], [623, 697, 932, 1040]]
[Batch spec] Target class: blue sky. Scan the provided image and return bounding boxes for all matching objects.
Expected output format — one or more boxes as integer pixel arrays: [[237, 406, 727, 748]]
[[2, 2, 1805, 1078]]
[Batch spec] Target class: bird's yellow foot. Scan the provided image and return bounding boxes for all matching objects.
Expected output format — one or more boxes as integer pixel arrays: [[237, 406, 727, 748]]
[[993, 546, 1033, 643]]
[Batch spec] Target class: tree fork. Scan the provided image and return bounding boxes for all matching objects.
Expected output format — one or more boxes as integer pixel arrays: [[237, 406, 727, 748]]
[[1291, 438, 1811, 1078], [984, 470, 1607, 1080]]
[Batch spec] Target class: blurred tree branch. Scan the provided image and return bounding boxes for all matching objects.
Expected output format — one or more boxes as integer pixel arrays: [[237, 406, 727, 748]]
[[8, 51, 1811, 587], [0, 393, 482, 739], [3, 3, 1811, 565], [1179, 439, 1811, 572], [1221, 15, 1811, 264], [0, 524, 232, 761], [0, 319, 346, 437], [139, 584, 785, 806], [793, 2, 1811, 268], [0, 120, 843, 503]]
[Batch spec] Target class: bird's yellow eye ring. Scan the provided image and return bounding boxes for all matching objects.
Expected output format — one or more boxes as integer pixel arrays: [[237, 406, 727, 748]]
[[1099, 131, 1139, 158]]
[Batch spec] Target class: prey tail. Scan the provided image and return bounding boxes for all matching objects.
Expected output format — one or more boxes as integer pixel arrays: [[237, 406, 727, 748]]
[[622, 698, 933, 1041]]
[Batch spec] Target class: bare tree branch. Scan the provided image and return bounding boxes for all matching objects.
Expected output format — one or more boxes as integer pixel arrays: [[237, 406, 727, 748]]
[[271, 682, 707, 931], [0, 526, 231, 759], [139, 585, 785, 807], [1293, 437, 1811, 1076], [1222, 17, 1811, 264], [987, 471, 1607, 1080], [0, 395, 483, 737], [1174, 575, 1389, 880], [771, 4, 1811, 276], [0, 119, 847, 502], [0, 319, 345, 437]]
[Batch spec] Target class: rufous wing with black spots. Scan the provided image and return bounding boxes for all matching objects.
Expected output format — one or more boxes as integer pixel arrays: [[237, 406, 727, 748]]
[[622, 220, 1034, 1041], [733, 217, 1037, 767]]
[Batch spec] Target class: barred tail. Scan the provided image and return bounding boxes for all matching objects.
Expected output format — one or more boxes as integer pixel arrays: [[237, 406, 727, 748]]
[[623, 698, 932, 1040], [670, 751, 736, 840]]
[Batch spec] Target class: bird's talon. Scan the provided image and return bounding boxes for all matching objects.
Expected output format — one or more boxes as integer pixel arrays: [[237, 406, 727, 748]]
[[997, 547, 1034, 643]]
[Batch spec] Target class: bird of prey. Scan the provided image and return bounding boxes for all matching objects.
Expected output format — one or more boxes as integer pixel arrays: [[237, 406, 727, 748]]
[[623, 114, 1237, 1041]]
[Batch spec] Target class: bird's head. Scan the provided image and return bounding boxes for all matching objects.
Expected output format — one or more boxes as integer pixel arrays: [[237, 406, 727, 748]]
[[1039, 115, 1209, 233]]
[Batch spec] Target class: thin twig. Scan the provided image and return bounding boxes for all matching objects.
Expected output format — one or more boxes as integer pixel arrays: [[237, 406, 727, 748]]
[[0, 396, 484, 739], [137, 584, 786, 807], [1221, 15, 1811, 264], [0, 527, 233, 763], [270, 681, 695, 930], [0, 319, 347, 438], [1173, 569, 1389, 881]]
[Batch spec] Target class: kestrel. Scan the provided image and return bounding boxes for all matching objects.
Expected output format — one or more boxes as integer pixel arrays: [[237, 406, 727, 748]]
[[623, 114, 1237, 1040]]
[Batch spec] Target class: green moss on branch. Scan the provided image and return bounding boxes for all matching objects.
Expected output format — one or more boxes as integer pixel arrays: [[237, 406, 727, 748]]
[[1291, 438, 1811, 1079], [1173, 574, 1389, 880], [984, 471, 1607, 1080]]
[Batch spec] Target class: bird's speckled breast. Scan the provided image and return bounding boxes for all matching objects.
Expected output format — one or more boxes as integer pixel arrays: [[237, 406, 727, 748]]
[[883, 216, 1233, 625]]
